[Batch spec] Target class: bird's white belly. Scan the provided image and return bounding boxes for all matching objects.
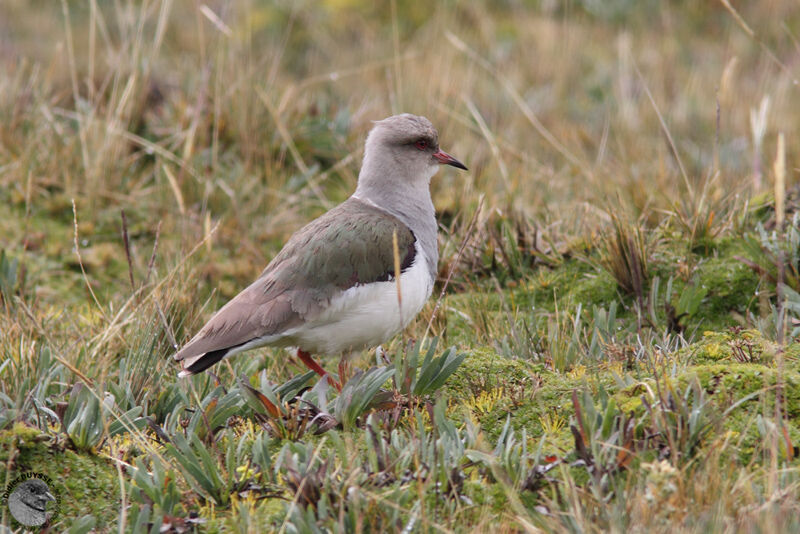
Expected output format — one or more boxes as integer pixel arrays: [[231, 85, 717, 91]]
[[292, 246, 433, 355]]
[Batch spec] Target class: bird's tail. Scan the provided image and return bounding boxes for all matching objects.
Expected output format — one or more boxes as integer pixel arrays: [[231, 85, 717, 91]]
[[177, 348, 230, 378]]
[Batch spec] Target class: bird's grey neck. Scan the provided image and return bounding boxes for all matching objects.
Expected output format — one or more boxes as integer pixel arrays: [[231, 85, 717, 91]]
[[353, 161, 439, 279]]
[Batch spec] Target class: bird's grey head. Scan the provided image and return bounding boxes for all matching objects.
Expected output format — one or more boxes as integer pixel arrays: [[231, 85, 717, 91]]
[[355, 114, 467, 205]]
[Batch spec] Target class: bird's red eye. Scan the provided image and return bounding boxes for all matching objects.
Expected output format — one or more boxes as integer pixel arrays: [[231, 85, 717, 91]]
[[415, 140, 428, 150]]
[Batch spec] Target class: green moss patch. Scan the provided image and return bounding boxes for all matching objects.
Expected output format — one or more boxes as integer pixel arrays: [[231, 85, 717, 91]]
[[693, 256, 760, 320], [446, 350, 604, 447], [612, 363, 800, 462], [444, 349, 543, 402], [682, 329, 780, 364]]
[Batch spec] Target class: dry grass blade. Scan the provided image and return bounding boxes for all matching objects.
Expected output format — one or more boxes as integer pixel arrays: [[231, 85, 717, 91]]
[[392, 229, 404, 334], [120, 209, 135, 293], [634, 63, 693, 198], [71, 199, 108, 321], [463, 96, 509, 190]]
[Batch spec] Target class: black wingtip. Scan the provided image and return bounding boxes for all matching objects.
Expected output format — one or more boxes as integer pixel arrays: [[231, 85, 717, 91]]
[[178, 348, 229, 377]]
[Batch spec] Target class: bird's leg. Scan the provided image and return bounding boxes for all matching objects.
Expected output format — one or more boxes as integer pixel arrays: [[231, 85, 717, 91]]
[[296, 349, 341, 391]]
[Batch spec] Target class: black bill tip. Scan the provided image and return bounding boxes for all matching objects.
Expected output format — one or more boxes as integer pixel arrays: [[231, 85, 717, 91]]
[[433, 149, 468, 171]]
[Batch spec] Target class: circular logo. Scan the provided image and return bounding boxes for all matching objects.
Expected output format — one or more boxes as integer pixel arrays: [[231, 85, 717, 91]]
[[2, 472, 60, 527]]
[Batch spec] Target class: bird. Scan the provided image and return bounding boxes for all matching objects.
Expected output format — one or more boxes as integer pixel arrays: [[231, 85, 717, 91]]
[[173, 113, 467, 389], [7, 478, 56, 527]]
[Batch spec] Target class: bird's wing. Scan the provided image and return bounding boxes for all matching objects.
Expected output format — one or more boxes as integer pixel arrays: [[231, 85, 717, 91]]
[[174, 197, 416, 372]]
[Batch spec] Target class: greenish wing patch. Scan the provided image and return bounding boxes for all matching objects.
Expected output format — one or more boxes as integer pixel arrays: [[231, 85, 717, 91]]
[[263, 201, 417, 297]]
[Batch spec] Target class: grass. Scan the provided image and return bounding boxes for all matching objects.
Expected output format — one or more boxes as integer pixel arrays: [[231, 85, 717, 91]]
[[2, 0, 800, 532]]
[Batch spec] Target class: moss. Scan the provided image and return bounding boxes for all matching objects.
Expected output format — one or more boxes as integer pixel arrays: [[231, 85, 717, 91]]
[[447, 258, 616, 318], [681, 329, 784, 365], [613, 362, 800, 463], [462, 480, 508, 511], [786, 343, 800, 371], [614, 362, 800, 417], [561, 270, 619, 311], [612, 382, 649, 414], [681, 363, 800, 417], [0, 423, 43, 460], [444, 348, 544, 403], [198, 497, 286, 533], [446, 350, 609, 448], [686, 363, 800, 462], [678, 327, 800, 372], [441, 292, 508, 346], [442, 242, 766, 361], [473, 379, 576, 446], [0, 424, 120, 530], [517, 258, 614, 312], [693, 256, 760, 320]]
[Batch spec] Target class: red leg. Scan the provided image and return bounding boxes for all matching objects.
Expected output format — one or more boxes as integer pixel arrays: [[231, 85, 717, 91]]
[[296, 349, 341, 391]]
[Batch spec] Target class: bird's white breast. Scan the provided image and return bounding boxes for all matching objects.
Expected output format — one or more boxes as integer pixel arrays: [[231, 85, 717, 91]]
[[290, 242, 434, 355]]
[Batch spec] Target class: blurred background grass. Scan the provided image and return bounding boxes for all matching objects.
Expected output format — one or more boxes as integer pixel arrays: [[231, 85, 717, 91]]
[[2, 1, 797, 313]]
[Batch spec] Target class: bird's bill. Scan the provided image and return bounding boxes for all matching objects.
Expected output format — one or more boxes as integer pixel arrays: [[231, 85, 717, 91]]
[[433, 149, 468, 170], [45, 491, 56, 502]]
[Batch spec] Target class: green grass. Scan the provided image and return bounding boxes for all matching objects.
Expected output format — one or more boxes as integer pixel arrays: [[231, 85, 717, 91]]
[[2, 1, 800, 532]]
